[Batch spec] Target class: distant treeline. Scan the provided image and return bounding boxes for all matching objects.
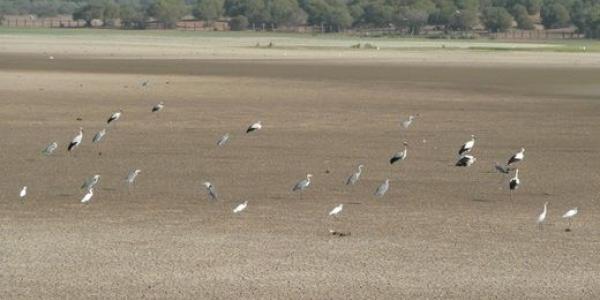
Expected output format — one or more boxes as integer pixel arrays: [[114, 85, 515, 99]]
[[1, 0, 599, 37]]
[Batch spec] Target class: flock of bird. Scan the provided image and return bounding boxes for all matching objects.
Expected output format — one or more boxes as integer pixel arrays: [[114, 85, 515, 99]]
[[17, 97, 581, 234]]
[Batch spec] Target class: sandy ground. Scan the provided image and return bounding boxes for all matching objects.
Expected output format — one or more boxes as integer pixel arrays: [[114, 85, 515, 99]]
[[1, 34, 600, 298]]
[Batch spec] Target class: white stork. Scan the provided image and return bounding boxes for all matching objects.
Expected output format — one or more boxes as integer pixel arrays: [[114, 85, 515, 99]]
[[107, 109, 122, 125], [509, 169, 520, 200], [390, 142, 408, 165], [246, 121, 262, 133], [152, 101, 164, 113], [507, 148, 525, 166], [455, 154, 476, 167], [458, 135, 475, 156], [68, 127, 83, 152]]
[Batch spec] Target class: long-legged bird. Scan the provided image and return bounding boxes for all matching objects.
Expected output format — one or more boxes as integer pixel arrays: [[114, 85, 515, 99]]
[[246, 121, 262, 133], [458, 135, 475, 156], [292, 174, 312, 200], [562, 207, 578, 231], [81, 175, 100, 190], [346, 164, 364, 186], [374, 179, 390, 197], [233, 201, 248, 213], [507, 148, 525, 166], [68, 127, 83, 152], [203, 181, 218, 201]]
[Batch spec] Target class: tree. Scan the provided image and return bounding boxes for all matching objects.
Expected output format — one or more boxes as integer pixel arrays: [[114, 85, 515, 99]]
[[396, 8, 429, 35], [147, 0, 187, 28], [193, 0, 225, 22], [229, 14, 248, 29], [73, 1, 106, 27], [270, 0, 307, 26], [482, 6, 514, 32], [540, 3, 570, 29], [513, 4, 533, 29], [448, 8, 478, 30], [120, 0, 147, 28]]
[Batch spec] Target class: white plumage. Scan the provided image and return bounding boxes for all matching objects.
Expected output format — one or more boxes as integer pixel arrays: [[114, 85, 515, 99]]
[[68, 127, 83, 152], [390, 142, 408, 164], [458, 135, 475, 156], [19, 186, 27, 198], [402, 115, 414, 128], [233, 201, 248, 213], [203, 181, 218, 200], [81, 188, 94, 203], [455, 154, 476, 167], [152, 101, 164, 113], [329, 204, 343, 216], [107, 109, 122, 124], [81, 175, 101, 190], [537, 202, 548, 230], [562, 208, 578, 219], [246, 121, 262, 133], [507, 148, 525, 166], [125, 169, 141, 184]]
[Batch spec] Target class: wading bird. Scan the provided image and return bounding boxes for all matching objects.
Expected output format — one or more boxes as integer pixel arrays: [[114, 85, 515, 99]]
[[292, 174, 312, 199], [81, 175, 100, 190], [537, 202, 548, 231], [509, 169, 520, 200], [375, 179, 390, 197], [507, 148, 525, 166], [125, 169, 141, 187], [107, 109, 122, 125], [217, 133, 230, 147], [402, 115, 415, 129], [346, 164, 364, 186], [246, 121, 262, 133], [19, 186, 27, 198], [203, 181, 218, 201], [233, 201, 248, 213], [92, 128, 106, 144], [81, 188, 94, 203], [390, 142, 408, 165], [458, 135, 475, 156], [42, 142, 58, 156], [562, 207, 578, 231], [494, 162, 510, 174], [329, 204, 343, 216], [152, 101, 164, 113], [68, 127, 83, 152], [456, 154, 476, 167]]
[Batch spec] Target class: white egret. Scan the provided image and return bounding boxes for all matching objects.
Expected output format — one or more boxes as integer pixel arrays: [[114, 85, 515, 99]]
[[329, 204, 343, 216], [562, 207, 578, 231], [81, 188, 94, 203], [537, 202, 548, 231], [19, 186, 27, 198], [233, 201, 248, 213], [346, 164, 364, 186]]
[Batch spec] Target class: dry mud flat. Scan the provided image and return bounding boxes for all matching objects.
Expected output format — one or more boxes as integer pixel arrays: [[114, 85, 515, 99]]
[[0, 50, 599, 298]]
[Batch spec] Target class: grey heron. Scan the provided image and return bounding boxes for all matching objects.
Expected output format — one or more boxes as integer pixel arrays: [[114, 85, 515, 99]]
[[374, 179, 389, 197], [92, 128, 106, 144], [203, 181, 218, 201], [346, 164, 364, 185], [402, 115, 415, 129], [292, 174, 312, 199], [217, 133, 230, 147], [81, 175, 100, 190], [42, 142, 58, 156]]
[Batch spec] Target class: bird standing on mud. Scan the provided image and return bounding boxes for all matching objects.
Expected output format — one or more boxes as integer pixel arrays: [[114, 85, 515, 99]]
[[152, 101, 164, 113], [458, 135, 475, 156], [507, 148, 525, 166], [68, 127, 83, 152], [292, 174, 312, 199], [233, 201, 248, 213], [390, 142, 408, 165], [107, 109, 122, 125], [346, 164, 364, 186], [374, 179, 389, 197], [456, 154, 476, 167], [509, 169, 520, 200], [246, 121, 262, 133], [203, 181, 218, 201], [81, 175, 101, 190]]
